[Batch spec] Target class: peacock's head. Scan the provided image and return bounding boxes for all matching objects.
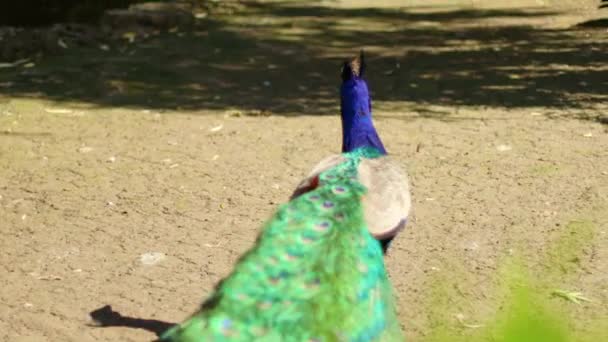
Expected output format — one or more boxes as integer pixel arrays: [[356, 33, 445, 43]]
[[340, 50, 370, 121]]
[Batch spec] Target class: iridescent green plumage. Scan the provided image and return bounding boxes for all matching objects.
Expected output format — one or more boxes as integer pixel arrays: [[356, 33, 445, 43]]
[[160, 147, 404, 341]]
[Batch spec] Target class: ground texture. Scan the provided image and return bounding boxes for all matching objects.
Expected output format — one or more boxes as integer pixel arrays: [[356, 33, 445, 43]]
[[1, 0, 607, 341]]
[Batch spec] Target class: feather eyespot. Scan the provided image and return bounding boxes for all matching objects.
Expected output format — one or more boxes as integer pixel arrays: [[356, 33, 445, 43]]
[[301, 234, 316, 244], [314, 221, 331, 231], [219, 318, 235, 336], [284, 250, 300, 260], [306, 278, 321, 289], [322, 201, 334, 209], [270, 271, 289, 285], [221, 318, 232, 329]]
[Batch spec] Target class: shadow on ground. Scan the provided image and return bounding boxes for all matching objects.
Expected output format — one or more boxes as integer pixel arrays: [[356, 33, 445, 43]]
[[1, 1, 607, 116], [89, 305, 175, 337]]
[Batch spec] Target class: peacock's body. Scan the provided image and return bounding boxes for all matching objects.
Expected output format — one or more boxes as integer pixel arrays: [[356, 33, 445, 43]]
[[160, 51, 410, 342]]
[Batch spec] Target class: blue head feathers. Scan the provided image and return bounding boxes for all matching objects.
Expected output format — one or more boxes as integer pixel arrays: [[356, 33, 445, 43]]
[[340, 51, 387, 155]]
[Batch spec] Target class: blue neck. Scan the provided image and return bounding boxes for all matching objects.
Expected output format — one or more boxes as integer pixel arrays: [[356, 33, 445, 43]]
[[340, 77, 387, 155]]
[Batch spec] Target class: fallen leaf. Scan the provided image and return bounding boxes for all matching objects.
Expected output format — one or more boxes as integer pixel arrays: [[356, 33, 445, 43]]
[[122, 32, 136, 43], [455, 313, 483, 329], [209, 124, 223, 132], [552, 289, 591, 304]]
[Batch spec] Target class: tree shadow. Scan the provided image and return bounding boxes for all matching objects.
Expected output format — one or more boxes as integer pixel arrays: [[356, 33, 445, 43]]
[[88, 305, 175, 337], [577, 18, 608, 28], [0, 1, 606, 117]]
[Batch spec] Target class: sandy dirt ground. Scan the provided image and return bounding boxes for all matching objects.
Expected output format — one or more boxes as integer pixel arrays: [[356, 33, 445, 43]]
[[1, 0, 607, 341]]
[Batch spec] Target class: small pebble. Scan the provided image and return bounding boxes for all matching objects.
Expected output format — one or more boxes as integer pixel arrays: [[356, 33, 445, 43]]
[[496, 144, 512, 152], [140, 252, 165, 266], [78, 146, 93, 153]]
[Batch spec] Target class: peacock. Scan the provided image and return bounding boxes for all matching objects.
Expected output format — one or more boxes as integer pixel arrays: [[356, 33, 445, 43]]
[[159, 51, 411, 342]]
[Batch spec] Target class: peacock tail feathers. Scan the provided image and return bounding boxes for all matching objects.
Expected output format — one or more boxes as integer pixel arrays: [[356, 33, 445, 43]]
[[160, 146, 404, 341]]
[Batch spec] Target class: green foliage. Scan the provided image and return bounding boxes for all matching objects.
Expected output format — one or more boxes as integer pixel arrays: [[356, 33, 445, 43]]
[[546, 220, 596, 275], [421, 217, 603, 342], [486, 263, 569, 342]]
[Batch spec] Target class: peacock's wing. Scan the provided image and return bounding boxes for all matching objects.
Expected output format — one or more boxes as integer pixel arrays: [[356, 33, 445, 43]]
[[358, 157, 411, 239], [292, 154, 411, 239], [159, 147, 405, 342]]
